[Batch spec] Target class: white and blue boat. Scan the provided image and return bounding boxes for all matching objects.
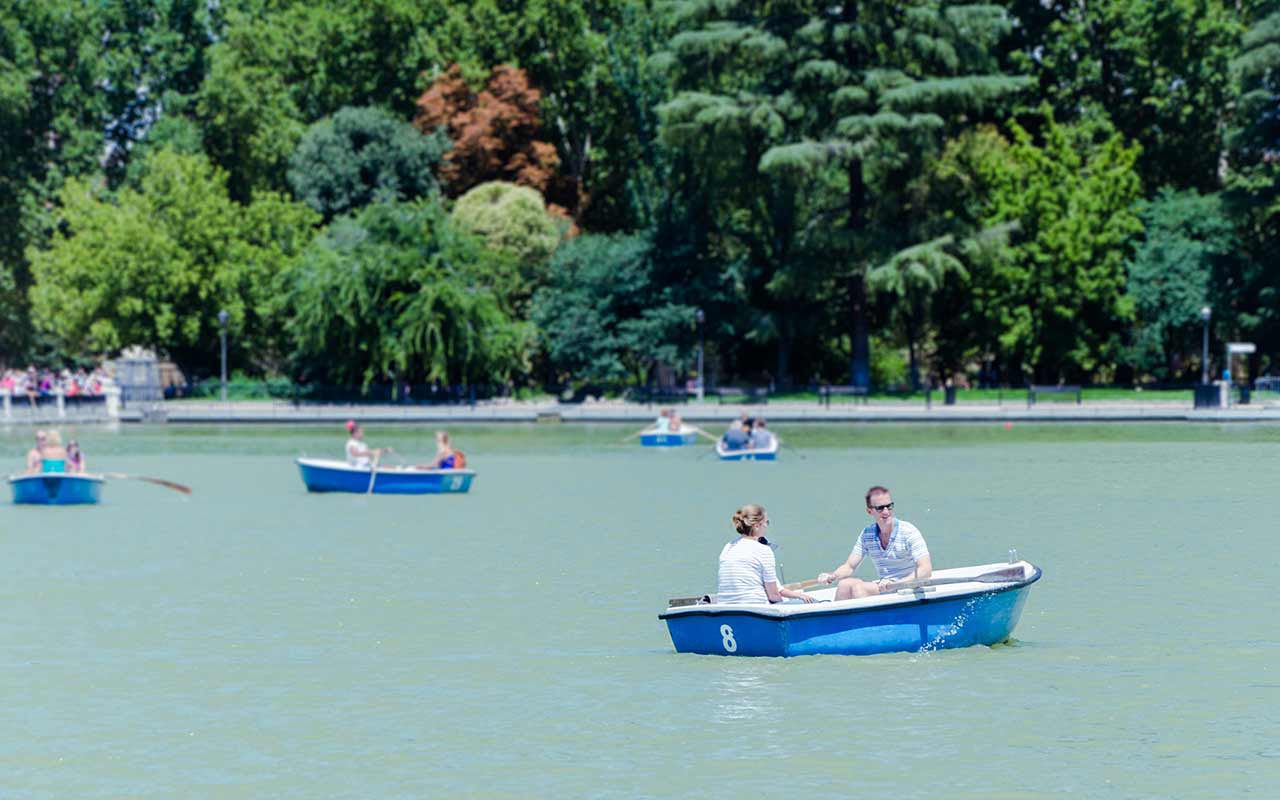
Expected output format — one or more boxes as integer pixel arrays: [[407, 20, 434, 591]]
[[715, 437, 779, 461], [9, 473, 105, 505], [296, 458, 476, 495], [639, 426, 700, 447], [660, 561, 1041, 657]]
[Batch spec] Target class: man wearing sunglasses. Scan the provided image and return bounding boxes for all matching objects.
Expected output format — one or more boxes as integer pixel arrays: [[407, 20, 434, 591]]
[[816, 485, 932, 600]]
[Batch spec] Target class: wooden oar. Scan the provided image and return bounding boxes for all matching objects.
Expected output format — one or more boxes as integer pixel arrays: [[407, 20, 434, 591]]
[[691, 427, 719, 442], [366, 450, 382, 495], [621, 428, 649, 442], [103, 473, 192, 494]]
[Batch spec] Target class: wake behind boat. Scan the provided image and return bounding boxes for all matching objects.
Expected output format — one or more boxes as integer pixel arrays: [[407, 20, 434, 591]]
[[9, 472, 105, 505], [660, 560, 1041, 657], [297, 457, 475, 494], [716, 437, 779, 461]]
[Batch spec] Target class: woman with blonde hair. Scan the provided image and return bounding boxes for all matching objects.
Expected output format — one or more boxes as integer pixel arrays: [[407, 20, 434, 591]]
[[39, 429, 68, 473], [717, 504, 816, 605]]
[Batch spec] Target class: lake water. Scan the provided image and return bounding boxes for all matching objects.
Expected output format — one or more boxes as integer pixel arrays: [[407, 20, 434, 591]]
[[2, 422, 1278, 798]]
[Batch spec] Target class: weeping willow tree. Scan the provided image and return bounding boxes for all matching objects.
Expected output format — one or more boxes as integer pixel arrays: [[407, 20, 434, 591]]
[[655, 0, 1028, 387], [281, 201, 531, 389]]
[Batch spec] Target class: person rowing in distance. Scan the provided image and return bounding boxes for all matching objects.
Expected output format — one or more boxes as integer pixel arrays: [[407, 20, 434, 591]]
[[345, 420, 391, 468], [817, 485, 932, 599]]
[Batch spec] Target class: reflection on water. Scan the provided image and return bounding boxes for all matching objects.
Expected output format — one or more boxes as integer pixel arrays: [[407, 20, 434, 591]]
[[708, 661, 782, 725]]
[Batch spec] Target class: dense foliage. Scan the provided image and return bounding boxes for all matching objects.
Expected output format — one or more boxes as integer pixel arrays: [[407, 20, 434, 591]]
[[3, 0, 1280, 390]]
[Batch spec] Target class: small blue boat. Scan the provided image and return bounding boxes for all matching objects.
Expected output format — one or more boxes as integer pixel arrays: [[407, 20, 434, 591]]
[[640, 427, 700, 447], [9, 473, 105, 505], [660, 561, 1041, 657], [296, 458, 475, 494], [715, 437, 779, 461]]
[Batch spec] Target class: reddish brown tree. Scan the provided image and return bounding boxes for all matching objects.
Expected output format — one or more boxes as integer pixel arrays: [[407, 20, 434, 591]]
[[415, 64, 578, 219]]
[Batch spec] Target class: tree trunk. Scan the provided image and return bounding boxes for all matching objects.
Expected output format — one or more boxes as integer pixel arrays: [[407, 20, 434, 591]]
[[849, 274, 870, 389]]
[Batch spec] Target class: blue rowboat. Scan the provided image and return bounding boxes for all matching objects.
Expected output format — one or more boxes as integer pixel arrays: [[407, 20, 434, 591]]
[[640, 427, 700, 447], [715, 437, 779, 461], [9, 473, 105, 505], [659, 561, 1041, 657], [296, 458, 475, 495]]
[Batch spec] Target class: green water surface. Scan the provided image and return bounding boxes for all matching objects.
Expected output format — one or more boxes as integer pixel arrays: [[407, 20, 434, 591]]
[[2, 423, 1277, 798]]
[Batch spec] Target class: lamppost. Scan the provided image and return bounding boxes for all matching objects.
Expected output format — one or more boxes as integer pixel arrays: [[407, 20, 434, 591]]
[[695, 308, 705, 402], [218, 309, 230, 402], [1200, 305, 1212, 385]]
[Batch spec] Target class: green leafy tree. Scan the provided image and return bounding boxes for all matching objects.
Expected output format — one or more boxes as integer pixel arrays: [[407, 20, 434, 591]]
[[531, 233, 694, 386], [974, 113, 1144, 381], [450, 182, 563, 305], [1222, 7, 1280, 371], [655, 0, 1028, 387], [1007, 0, 1242, 193], [288, 106, 449, 221], [1127, 189, 1238, 378], [27, 149, 319, 373], [281, 200, 530, 389]]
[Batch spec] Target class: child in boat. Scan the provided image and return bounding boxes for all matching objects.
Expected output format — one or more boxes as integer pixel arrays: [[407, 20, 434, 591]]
[[668, 410, 684, 433], [66, 440, 86, 473], [654, 408, 671, 432], [717, 504, 815, 605]]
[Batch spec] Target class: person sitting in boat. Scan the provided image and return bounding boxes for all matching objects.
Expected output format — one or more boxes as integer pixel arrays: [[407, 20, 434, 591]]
[[750, 418, 774, 449], [668, 410, 684, 433], [345, 420, 390, 468], [817, 485, 933, 600], [718, 504, 816, 605], [419, 430, 464, 470], [24, 429, 47, 474], [654, 408, 671, 433], [66, 440, 86, 474], [39, 429, 69, 473], [721, 418, 752, 451]]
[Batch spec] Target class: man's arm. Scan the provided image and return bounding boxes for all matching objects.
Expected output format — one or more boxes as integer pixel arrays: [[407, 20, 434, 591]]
[[819, 552, 862, 584]]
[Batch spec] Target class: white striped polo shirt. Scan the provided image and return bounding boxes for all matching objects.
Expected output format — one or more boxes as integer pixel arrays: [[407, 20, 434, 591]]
[[851, 520, 929, 581], [717, 538, 777, 604]]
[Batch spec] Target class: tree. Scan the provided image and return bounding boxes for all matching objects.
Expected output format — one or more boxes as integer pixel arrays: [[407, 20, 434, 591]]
[[531, 232, 695, 386], [974, 113, 1144, 381], [1007, 0, 1242, 194], [281, 200, 530, 389], [656, 0, 1029, 387], [27, 149, 319, 373], [1127, 189, 1238, 379], [414, 64, 567, 209], [288, 105, 450, 221], [450, 181, 563, 307]]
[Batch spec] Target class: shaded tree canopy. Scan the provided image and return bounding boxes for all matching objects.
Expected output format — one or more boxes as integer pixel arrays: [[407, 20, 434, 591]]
[[288, 105, 450, 221]]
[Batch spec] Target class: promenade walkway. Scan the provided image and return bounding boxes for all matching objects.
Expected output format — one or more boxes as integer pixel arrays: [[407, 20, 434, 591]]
[[119, 395, 1280, 424]]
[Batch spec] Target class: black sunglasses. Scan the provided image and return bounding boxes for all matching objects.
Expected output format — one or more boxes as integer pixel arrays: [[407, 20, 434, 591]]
[[870, 502, 895, 512]]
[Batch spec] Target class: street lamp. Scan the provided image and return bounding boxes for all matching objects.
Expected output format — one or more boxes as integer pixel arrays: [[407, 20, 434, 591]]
[[218, 309, 230, 402], [1200, 306, 1212, 385], [695, 308, 706, 402]]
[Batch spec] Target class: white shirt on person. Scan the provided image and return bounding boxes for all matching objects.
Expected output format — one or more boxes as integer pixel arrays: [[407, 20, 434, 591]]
[[850, 520, 929, 581], [717, 538, 778, 604], [345, 438, 371, 468]]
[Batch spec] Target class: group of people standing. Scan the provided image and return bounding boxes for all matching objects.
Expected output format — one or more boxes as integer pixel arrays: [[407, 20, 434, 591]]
[[721, 413, 774, 451], [718, 486, 932, 605], [2, 365, 112, 407], [343, 421, 464, 470], [24, 429, 87, 474]]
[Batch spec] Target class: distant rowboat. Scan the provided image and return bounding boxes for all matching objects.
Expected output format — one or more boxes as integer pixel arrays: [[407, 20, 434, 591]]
[[639, 427, 700, 447], [9, 473, 105, 505], [715, 437, 779, 461], [660, 561, 1041, 657], [296, 458, 475, 494]]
